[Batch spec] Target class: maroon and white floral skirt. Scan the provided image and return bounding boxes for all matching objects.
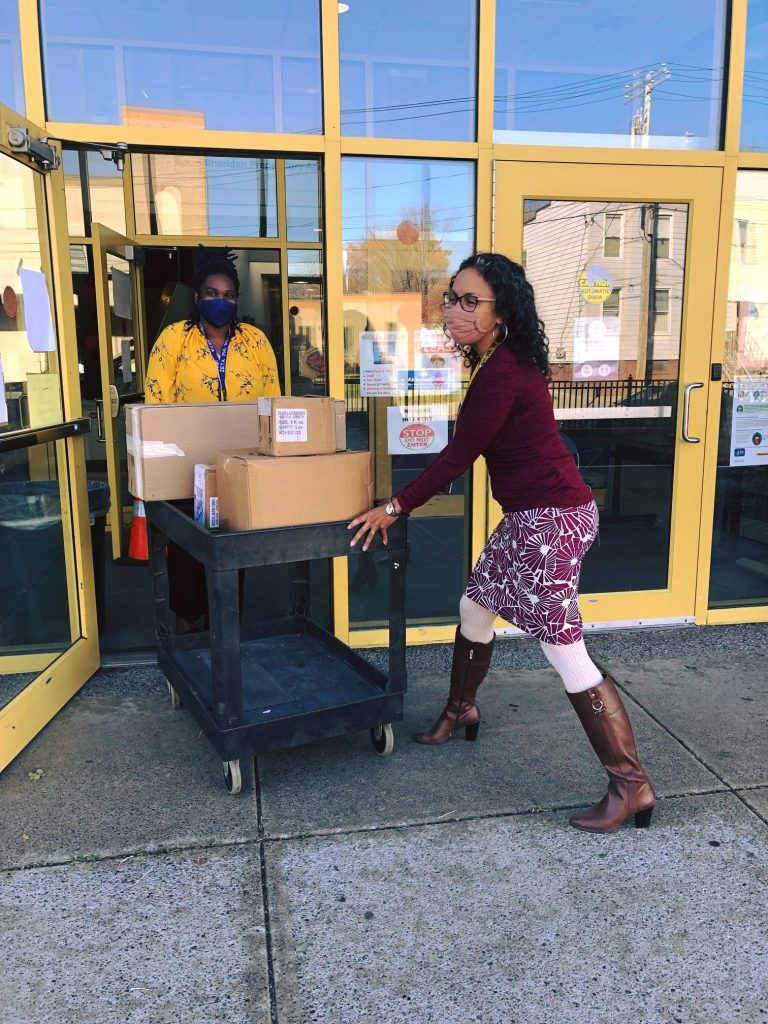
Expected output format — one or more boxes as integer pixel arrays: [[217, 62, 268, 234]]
[[464, 502, 599, 644]]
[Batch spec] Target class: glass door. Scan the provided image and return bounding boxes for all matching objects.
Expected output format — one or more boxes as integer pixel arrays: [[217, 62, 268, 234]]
[[707, 171, 768, 618], [0, 104, 99, 771], [494, 161, 721, 625], [92, 224, 146, 559]]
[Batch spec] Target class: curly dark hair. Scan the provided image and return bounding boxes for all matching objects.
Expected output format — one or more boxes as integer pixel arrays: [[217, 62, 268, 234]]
[[185, 245, 241, 332], [447, 252, 550, 376]]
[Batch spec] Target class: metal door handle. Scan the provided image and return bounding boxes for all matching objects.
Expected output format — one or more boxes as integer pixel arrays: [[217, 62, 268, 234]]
[[682, 382, 703, 442]]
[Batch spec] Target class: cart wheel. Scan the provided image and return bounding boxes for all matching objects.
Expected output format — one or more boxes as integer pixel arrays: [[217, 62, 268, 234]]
[[223, 759, 242, 795], [167, 682, 182, 710], [370, 723, 394, 756]]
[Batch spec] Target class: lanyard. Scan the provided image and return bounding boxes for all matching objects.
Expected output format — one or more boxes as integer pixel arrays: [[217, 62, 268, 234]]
[[202, 328, 230, 401], [456, 340, 502, 426], [468, 339, 501, 389]]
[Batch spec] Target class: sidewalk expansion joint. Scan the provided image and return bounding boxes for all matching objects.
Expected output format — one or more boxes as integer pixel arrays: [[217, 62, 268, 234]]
[[253, 787, 731, 845], [607, 668, 768, 828], [255, 756, 280, 1024]]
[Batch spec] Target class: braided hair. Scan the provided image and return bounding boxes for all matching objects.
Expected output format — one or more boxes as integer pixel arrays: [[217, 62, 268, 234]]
[[185, 245, 241, 331], [448, 252, 550, 376]]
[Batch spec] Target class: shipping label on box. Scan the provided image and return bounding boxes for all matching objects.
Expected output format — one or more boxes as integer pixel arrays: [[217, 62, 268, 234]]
[[193, 464, 219, 528], [257, 396, 337, 456], [216, 449, 373, 531], [275, 407, 308, 443]]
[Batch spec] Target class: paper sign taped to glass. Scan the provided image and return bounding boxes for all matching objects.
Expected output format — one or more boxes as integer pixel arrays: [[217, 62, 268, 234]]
[[18, 268, 56, 352], [573, 317, 620, 381], [415, 327, 454, 371], [359, 331, 408, 397], [730, 377, 768, 467], [387, 405, 449, 455]]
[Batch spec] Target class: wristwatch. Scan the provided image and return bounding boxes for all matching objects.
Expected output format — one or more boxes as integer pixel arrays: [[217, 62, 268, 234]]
[[384, 497, 400, 517]]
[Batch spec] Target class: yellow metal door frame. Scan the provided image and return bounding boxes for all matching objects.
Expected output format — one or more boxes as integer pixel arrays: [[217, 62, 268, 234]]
[[493, 159, 723, 626], [0, 104, 99, 772], [92, 223, 146, 559]]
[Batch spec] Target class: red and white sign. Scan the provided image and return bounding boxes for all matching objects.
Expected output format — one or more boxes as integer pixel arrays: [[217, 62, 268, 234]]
[[387, 405, 448, 455]]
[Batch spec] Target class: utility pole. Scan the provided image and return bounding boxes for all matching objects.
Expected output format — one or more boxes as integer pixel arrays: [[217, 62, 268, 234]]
[[635, 203, 659, 381], [624, 64, 671, 145], [625, 65, 668, 379]]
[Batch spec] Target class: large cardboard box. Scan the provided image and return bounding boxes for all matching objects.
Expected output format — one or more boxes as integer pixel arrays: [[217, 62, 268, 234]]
[[216, 449, 373, 531], [257, 396, 346, 456], [126, 402, 261, 501]]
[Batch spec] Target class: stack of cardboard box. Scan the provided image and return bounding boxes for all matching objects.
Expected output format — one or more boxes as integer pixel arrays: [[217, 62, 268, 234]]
[[125, 397, 372, 531]]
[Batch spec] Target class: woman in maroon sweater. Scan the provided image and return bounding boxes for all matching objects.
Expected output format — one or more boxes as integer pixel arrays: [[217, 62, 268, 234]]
[[349, 253, 654, 834]]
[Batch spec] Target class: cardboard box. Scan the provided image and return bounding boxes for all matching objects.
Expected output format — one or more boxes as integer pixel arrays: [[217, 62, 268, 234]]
[[257, 396, 346, 456], [193, 464, 219, 528], [126, 402, 261, 501], [216, 449, 373, 531]]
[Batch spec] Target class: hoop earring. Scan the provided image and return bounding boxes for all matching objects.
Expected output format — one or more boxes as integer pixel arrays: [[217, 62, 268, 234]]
[[497, 323, 509, 344]]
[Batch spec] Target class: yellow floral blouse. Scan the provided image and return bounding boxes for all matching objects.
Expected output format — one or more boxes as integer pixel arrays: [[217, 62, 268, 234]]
[[144, 320, 281, 404]]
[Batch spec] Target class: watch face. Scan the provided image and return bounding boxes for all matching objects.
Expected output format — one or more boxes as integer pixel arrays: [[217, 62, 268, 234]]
[[385, 502, 395, 516]]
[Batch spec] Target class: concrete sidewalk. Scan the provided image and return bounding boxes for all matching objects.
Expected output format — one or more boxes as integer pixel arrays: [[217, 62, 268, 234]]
[[2, 624, 767, 1024]]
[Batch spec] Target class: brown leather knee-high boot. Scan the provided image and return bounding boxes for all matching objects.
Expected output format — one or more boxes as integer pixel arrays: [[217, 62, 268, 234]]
[[568, 675, 656, 832], [413, 626, 495, 745]]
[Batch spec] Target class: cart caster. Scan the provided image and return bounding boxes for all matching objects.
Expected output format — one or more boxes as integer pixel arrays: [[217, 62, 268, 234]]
[[370, 723, 394, 756], [223, 759, 242, 795], [167, 682, 182, 710]]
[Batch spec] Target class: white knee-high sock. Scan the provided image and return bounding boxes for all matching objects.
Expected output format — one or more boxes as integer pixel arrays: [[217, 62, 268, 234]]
[[459, 595, 497, 644], [540, 639, 603, 693]]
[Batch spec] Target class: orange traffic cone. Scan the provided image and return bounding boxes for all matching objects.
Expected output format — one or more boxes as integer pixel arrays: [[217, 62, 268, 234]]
[[127, 499, 149, 562]]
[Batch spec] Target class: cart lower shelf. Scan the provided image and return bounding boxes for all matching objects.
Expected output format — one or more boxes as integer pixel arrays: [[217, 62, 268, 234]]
[[158, 617, 404, 786]]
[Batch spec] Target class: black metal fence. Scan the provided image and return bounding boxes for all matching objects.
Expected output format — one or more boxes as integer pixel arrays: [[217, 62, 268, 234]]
[[343, 376, 678, 415]]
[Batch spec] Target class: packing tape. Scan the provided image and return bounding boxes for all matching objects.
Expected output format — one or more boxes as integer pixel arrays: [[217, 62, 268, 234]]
[[126, 436, 186, 459]]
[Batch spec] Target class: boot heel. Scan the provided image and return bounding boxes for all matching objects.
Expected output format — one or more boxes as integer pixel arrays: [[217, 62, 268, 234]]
[[634, 806, 654, 829], [464, 723, 480, 742]]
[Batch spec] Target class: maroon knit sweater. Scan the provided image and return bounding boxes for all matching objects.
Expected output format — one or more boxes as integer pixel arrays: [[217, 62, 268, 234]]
[[396, 345, 593, 515]]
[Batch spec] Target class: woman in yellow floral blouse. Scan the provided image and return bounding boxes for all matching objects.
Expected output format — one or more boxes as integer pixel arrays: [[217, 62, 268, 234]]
[[144, 248, 280, 633]]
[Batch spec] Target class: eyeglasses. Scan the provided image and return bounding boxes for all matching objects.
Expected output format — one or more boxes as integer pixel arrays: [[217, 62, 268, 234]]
[[442, 290, 496, 313]]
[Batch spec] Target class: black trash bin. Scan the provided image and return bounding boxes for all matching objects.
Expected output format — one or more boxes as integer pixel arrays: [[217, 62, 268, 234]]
[[87, 480, 111, 634], [0, 480, 111, 645]]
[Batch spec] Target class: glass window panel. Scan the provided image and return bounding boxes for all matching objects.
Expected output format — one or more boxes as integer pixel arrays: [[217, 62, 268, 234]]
[[494, 1, 727, 149], [654, 215, 671, 259], [62, 148, 126, 236], [40, 0, 322, 133], [604, 214, 622, 257], [63, 150, 86, 236], [339, 1, 477, 141], [602, 289, 620, 317], [0, 153, 64, 434], [709, 171, 768, 608], [286, 160, 322, 243], [86, 152, 126, 235], [132, 154, 277, 237], [0, 439, 82, 700], [653, 288, 670, 333], [741, 3, 768, 151], [525, 198, 688, 593], [342, 157, 475, 629], [288, 249, 325, 395], [0, 0, 25, 112]]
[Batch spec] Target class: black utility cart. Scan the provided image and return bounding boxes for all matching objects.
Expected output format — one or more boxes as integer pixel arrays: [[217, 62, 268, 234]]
[[145, 502, 407, 794]]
